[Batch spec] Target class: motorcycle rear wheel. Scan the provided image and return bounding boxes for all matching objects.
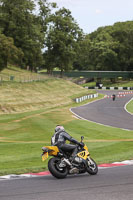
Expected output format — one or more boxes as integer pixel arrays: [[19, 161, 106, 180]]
[[48, 157, 68, 179], [86, 157, 98, 175]]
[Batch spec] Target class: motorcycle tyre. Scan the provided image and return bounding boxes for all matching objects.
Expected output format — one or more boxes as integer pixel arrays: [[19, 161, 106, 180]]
[[86, 158, 98, 175], [48, 157, 68, 179]]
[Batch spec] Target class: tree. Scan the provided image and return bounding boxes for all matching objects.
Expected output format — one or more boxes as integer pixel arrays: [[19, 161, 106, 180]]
[[73, 35, 92, 70], [44, 7, 83, 74], [0, 0, 48, 71], [111, 21, 133, 71], [0, 33, 23, 71], [83, 21, 133, 71], [88, 40, 119, 71]]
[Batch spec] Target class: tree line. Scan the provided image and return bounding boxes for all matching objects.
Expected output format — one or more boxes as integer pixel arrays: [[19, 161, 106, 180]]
[[0, 0, 133, 73], [74, 21, 133, 72]]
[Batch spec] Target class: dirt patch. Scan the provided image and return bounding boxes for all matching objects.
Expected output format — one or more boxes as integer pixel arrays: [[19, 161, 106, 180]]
[[0, 140, 49, 143], [1, 139, 133, 143]]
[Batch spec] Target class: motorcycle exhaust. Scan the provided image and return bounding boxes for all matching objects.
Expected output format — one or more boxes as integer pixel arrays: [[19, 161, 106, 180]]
[[69, 167, 79, 174], [62, 158, 80, 174]]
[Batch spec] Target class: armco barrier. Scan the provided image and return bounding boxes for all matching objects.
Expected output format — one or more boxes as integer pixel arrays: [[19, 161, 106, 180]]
[[75, 93, 98, 103], [86, 86, 133, 90]]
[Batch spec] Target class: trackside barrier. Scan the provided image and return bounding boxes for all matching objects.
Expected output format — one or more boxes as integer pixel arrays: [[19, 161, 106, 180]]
[[86, 86, 133, 90], [104, 92, 133, 99], [119, 91, 133, 94], [104, 95, 126, 99], [75, 93, 98, 103], [0, 74, 47, 83], [102, 87, 106, 90]]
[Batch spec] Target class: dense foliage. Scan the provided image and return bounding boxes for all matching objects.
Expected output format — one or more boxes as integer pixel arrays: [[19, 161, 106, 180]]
[[75, 21, 133, 71], [43, 8, 83, 74], [0, 33, 23, 71], [0, 0, 133, 72]]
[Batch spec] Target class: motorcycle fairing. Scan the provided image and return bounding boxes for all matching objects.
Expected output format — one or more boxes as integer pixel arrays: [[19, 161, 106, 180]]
[[77, 145, 90, 160], [77, 150, 90, 160], [42, 146, 59, 156]]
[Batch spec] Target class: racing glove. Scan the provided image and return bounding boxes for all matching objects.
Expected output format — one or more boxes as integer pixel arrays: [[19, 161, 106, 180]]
[[79, 142, 84, 147]]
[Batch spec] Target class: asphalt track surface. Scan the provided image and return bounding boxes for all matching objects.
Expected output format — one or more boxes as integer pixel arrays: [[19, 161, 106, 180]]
[[0, 166, 133, 200], [71, 90, 133, 130]]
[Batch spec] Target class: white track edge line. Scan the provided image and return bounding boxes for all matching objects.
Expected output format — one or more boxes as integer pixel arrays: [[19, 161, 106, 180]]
[[70, 97, 131, 131], [124, 97, 133, 116]]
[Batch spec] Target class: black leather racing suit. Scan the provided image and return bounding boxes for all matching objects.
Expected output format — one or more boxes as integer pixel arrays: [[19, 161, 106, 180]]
[[56, 130, 80, 156]]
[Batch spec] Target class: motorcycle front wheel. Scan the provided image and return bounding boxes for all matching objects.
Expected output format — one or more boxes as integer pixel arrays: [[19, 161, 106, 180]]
[[86, 157, 98, 175], [48, 157, 68, 179]]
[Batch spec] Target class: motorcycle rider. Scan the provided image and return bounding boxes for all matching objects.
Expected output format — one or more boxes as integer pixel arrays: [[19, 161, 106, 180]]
[[51, 125, 84, 159], [112, 94, 116, 101]]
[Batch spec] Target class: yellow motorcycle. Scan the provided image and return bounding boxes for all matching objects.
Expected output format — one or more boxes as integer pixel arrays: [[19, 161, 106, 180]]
[[41, 136, 98, 179]]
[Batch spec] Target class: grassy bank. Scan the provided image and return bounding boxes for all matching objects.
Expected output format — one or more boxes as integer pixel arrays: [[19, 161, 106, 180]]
[[0, 78, 96, 114]]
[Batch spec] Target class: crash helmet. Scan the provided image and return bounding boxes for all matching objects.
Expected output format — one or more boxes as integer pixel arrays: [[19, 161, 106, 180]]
[[55, 125, 64, 132]]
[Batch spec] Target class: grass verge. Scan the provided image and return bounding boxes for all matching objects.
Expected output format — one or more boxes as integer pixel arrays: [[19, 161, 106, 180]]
[[0, 100, 133, 175], [126, 98, 133, 114]]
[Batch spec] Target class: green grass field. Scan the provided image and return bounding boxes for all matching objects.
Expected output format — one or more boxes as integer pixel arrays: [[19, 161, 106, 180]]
[[0, 108, 133, 175], [126, 98, 133, 114], [0, 67, 133, 175]]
